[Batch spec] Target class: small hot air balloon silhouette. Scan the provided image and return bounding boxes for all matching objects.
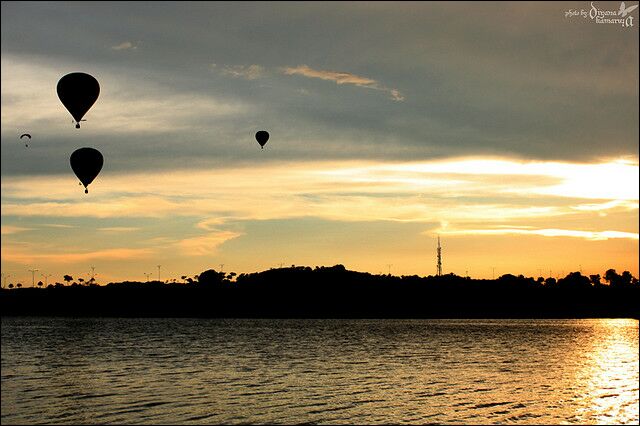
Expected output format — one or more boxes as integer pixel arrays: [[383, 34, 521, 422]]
[[70, 147, 103, 194], [20, 133, 31, 147], [57, 72, 100, 128], [255, 131, 269, 149]]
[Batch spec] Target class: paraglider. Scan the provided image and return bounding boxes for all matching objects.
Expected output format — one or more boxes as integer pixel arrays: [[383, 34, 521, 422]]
[[57, 72, 100, 128], [255, 131, 269, 149], [20, 133, 31, 147], [70, 147, 103, 194]]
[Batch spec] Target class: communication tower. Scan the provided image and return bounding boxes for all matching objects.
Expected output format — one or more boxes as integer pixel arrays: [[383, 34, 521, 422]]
[[437, 236, 442, 276]]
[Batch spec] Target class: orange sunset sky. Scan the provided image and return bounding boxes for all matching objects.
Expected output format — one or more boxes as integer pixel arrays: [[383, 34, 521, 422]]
[[1, 2, 638, 285]]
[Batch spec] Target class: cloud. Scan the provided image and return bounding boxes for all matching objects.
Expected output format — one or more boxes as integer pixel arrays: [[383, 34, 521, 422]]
[[1, 195, 188, 219], [283, 65, 376, 85], [1, 225, 32, 235], [1, 2, 637, 169], [437, 227, 639, 241], [217, 64, 264, 80], [1, 245, 155, 264], [389, 89, 404, 102], [111, 41, 137, 51], [176, 230, 243, 256], [97, 227, 140, 232], [1, 54, 248, 136], [196, 217, 234, 230], [2, 157, 636, 244], [532, 160, 639, 201], [571, 200, 639, 212], [383, 159, 640, 201], [282, 65, 404, 101]]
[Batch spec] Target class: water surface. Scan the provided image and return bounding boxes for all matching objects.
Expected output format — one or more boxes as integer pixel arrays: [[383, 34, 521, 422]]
[[2, 318, 638, 424]]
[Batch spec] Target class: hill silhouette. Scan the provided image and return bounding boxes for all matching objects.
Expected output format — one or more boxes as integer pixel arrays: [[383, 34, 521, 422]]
[[1, 266, 638, 318]]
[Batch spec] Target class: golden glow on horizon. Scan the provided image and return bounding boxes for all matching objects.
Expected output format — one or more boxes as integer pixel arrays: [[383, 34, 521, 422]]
[[1, 156, 638, 282], [3, 157, 638, 198]]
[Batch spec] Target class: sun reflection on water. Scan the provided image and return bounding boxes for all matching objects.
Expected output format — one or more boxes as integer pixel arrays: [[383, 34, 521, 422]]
[[573, 319, 639, 425]]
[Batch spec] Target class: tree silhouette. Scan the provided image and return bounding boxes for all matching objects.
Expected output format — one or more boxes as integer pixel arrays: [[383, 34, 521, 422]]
[[16, 283, 22, 288], [8, 283, 13, 289], [558, 272, 591, 289], [1, 266, 638, 318], [197, 269, 225, 286], [37, 281, 44, 288], [621, 271, 634, 286], [63, 275, 73, 284], [605, 269, 619, 285]]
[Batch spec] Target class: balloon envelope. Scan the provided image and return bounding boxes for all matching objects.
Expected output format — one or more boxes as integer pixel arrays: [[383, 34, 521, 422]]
[[70, 147, 103, 193], [255, 131, 269, 148], [57, 73, 100, 128]]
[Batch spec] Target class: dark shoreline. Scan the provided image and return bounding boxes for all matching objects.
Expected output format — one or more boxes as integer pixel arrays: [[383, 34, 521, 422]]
[[2, 266, 638, 319]]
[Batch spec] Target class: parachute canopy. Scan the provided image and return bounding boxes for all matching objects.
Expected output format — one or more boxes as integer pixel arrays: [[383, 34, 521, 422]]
[[20, 133, 31, 147], [57, 73, 100, 128], [255, 131, 269, 149], [70, 147, 103, 194]]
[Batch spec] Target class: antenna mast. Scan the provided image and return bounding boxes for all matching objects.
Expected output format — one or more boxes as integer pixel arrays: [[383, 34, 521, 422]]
[[436, 236, 442, 276]]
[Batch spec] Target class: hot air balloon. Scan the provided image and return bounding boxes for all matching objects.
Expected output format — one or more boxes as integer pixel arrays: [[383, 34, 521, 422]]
[[255, 131, 269, 149], [20, 133, 31, 147], [70, 147, 103, 194], [57, 73, 100, 128]]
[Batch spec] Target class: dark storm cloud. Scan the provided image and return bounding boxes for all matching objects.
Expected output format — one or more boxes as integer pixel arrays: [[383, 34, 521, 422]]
[[1, 1, 637, 177]]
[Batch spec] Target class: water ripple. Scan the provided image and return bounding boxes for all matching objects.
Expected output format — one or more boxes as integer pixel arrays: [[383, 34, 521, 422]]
[[1, 318, 638, 425]]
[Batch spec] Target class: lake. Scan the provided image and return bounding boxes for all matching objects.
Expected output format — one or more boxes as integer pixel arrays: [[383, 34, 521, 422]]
[[1, 318, 638, 424]]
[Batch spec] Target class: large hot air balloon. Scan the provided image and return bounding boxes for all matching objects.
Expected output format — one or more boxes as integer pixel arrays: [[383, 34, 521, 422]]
[[57, 73, 100, 128], [255, 131, 269, 149], [20, 133, 31, 147], [70, 147, 103, 194]]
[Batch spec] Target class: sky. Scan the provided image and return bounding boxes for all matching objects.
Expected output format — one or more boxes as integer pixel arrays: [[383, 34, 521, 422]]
[[1, 1, 638, 285]]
